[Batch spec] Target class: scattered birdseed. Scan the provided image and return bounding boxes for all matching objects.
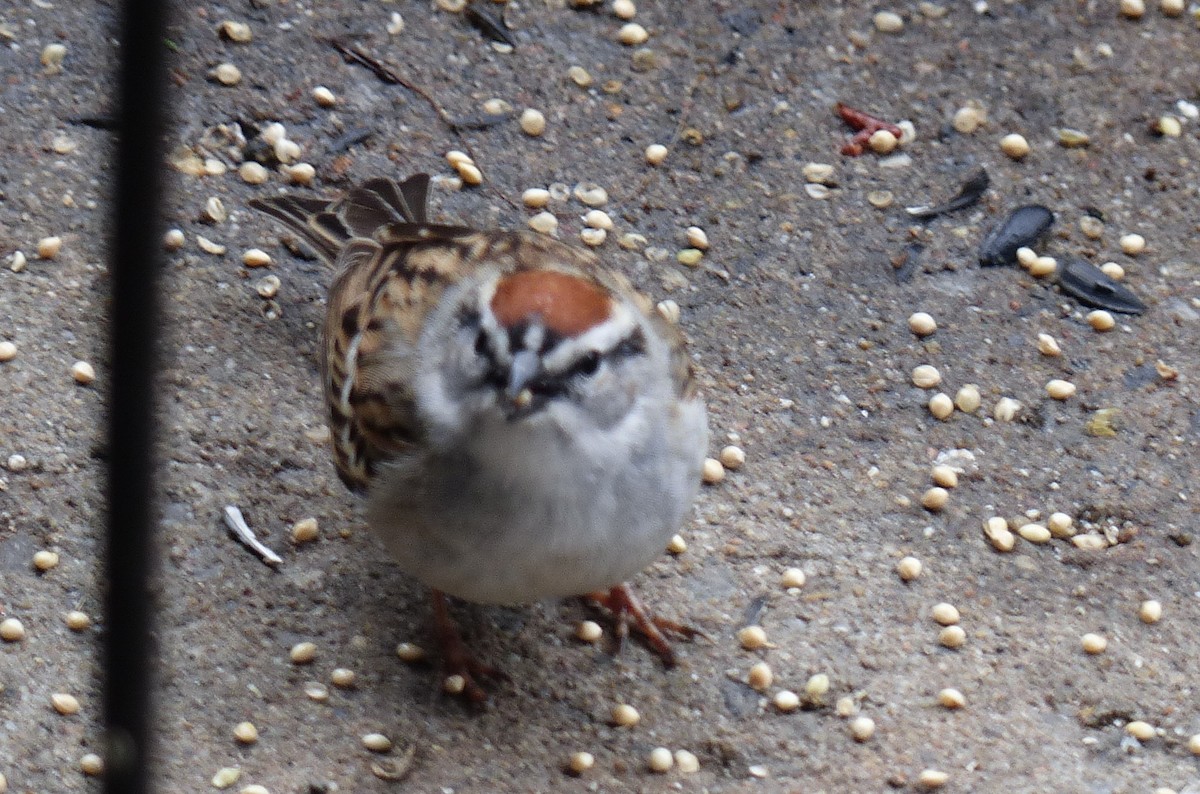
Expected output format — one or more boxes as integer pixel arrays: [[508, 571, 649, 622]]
[[362, 733, 392, 753], [219, 21, 253, 43], [1057, 128, 1090, 148], [568, 751, 595, 774], [685, 226, 710, 251], [647, 747, 673, 773], [71, 361, 96, 385], [1072, 533, 1108, 551], [580, 228, 607, 247], [1047, 512, 1074, 538], [303, 682, 329, 701], [442, 675, 466, 695], [773, 690, 800, 712], [918, 769, 949, 789], [197, 236, 227, 256], [567, 65, 593, 87], [611, 703, 641, 727], [938, 626, 966, 649], [836, 696, 857, 717], [805, 184, 831, 200], [952, 104, 986, 134], [954, 384, 981, 413], [576, 620, 603, 642], [211, 767, 241, 789], [993, 397, 1021, 422], [922, 487, 949, 511], [873, 10, 904, 32], [674, 750, 700, 774], [519, 108, 546, 136], [719, 445, 745, 470], [937, 688, 966, 709], [849, 716, 876, 742], [1160, 0, 1185, 14], [7, 454, 26, 472], [574, 183, 608, 206], [522, 189, 551, 208], [674, 248, 704, 268], [930, 465, 958, 488], [1081, 633, 1108, 654], [868, 129, 898, 154], [395, 643, 426, 662], [1139, 600, 1162, 624], [212, 63, 242, 86], [908, 312, 937, 336], [1036, 333, 1062, 356], [289, 642, 317, 664], [1046, 379, 1076, 400], [1000, 133, 1030, 159], [1126, 720, 1155, 741], [1119, 0, 1146, 17], [65, 611, 91, 631], [738, 625, 770, 650], [803, 162, 836, 184], [41, 43, 67, 72], [644, 143, 668, 165], [747, 661, 774, 691], [38, 236, 63, 260], [240, 786, 269, 794], [1099, 262, 1125, 280], [0, 618, 25, 642], [583, 210, 614, 231], [656, 299, 680, 324], [1119, 233, 1146, 255], [457, 162, 483, 186], [1086, 310, 1115, 331], [702, 458, 725, 484], [1029, 256, 1057, 277], [5, 251, 22, 272], [527, 212, 559, 235], [748, 765, 769, 778], [0, 772, 7, 792], [233, 722, 258, 744], [1078, 216, 1105, 241], [1187, 734, 1200, 755], [311, 85, 336, 107], [867, 190, 894, 208], [242, 249, 272, 269], [805, 673, 830, 698], [51, 693, 80, 715], [897, 556, 922, 581], [79, 753, 103, 776], [781, 568, 806, 589], [666, 534, 687, 554], [618, 23, 649, 45], [1017, 523, 1051, 544], [255, 275, 281, 300], [931, 603, 960, 626], [163, 229, 185, 250], [911, 365, 942, 389], [331, 668, 356, 688], [239, 162, 269, 185], [33, 550, 59, 571], [928, 393, 954, 421]]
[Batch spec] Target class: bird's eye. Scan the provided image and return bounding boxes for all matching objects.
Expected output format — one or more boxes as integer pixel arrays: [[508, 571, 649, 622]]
[[474, 330, 489, 356], [575, 351, 601, 377]]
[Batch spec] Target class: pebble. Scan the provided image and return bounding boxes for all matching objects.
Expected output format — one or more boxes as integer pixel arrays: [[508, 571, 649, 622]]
[[685, 226, 710, 250], [666, 534, 687, 554], [1079, 216, 1105, 239], [212, 63, 242, 86]]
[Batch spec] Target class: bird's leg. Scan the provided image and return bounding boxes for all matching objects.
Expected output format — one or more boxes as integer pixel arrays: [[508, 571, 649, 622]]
[[430, 589, 505, 703], [584, 583, 701, 668]]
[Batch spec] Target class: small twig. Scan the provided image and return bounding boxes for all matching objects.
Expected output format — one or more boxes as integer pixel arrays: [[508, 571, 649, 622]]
[[223, 505, 282, 565], [835, 102, 903, 156]]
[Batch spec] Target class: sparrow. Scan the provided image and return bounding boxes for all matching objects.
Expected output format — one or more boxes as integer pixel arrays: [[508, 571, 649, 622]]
[[251, 174, 707, 700]]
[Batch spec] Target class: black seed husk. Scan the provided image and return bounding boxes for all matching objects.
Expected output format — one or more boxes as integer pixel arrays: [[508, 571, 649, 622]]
[[1057, 257, 1147, 315], [979, 205, 1055, 266]]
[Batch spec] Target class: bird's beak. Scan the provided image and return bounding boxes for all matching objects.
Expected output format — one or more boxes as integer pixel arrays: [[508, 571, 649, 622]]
[[506, 350, 540, 408]]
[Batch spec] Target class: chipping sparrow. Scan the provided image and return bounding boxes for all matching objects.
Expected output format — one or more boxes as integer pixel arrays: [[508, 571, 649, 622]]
[[251, 174, 707, 700]]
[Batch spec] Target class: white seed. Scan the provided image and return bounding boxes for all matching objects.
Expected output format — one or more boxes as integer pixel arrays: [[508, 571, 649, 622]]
[[656, 299, 680, 324], [773, 690, 800, 712], [1119, 0, 1146, 18], [612, 0, 637, 19], [1081, 632, 1108, 654], [837, 698, 857, 719], [443, 674, 466, 694], [918, 769, 949, 789], [527, 211, 559, 235], [737, 625, 770, 650], [873, 11, 905, 32], [1029, 255, 1057, 277], [65, 611, 91, 631], [312, 86, 336, 107], [1072, 533, 1109, 551], [685, 226, 710, 250], [213, 63, 242, 86], [1015, 246, 1038, 269], [33, 550, 60, 571], [519, 108, 546, 136], [747, 661, 774, 691], [285, 163, 316, 184], [617, 23, 649, 45], [1047, 512, 1074, 537], [568, 751, 595, 774], [239, 162, 269, 185], [71, 361, 96, 385], [583, 210, 614, 230], [482, 98, 511, 116], [1078, 215, 1105, 240], [867, 190, 894, 208], [1160, 0, 1185, 14], [1099, 262, 1125, 280], [219, 21, 253, 43], [163, 229, 185, 250], [647, 747, 673, 772], [330, 668, 356, 688], [719, 445, 745, 470], [931, 603, 960, 626], [233, 721, 258, 744], [567, 65, 593, 88], [260, 123, 287, 146], [211, 767, 241, 789], [928, 393, 954, 421], [242, 249, 272, 268], [289, 641, 317, 664], [644, 143, 668, 165], [7, 454, 26, 472], [522, 189, 551, 208], [52, 693, 81, 715], [456, 162, 483, 186], [954, 384, 981, 413], [1045, 379, 1076, 401], [702, 457, 725, 484], [993, 397, 1021, 422], [952, 104, 986, 134], [445, 150, 473, 168], [395, 642, 426, 662], [1000, 133, 1030, 159], [805, 673, 830, 698], [574, 183, 609, 206], [611, 703, 640, 726], [575, 620, 603, 642], [80, 753, 104, 776], [930, 465, 958, 488], [908, 312, 937, 336], [580, 228, 607, 247], [1126, 720, 1155, 741], [677, 248, 703, 267], [897, 556, 922, 581], [303, 682, 329, 701], [674, 749, 700, 774], [1087, 310, 1115, 331], [1139, 600, 1162, 624], [1037, 333, 1062, 356], [362, 733, 392, 753], [41, 43, 67, 72], [240, 787, 269, 794], [781, 567, 806, 589], [922, 487, 949, 511], [197, 235, 227, 256], [387, 11, 406, 35], [38, 236, 63, 259], [1187, 734, 1200, 755], [1017, 523, 1051, 544], [849, 716, 876, 742], [911, 365, 941, 389], [255, 275, 281, 299], [803, 162, 836, 185], [7, 251, 24, 272], [938, 625, 966, 649], [0, 618, 25, 641], [666, 534, 687, 554], [1119, 233, 1146, 255], [937, 688, 966, 709], [868, 129, 898, 154]]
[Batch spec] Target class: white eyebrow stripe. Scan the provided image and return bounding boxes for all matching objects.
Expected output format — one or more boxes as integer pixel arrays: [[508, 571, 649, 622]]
[[541, 302, 638, 373]]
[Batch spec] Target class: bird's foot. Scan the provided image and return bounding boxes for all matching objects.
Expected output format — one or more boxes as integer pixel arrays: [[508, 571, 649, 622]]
[[431, 589, 506, 703], [584, 583, 701, 667]]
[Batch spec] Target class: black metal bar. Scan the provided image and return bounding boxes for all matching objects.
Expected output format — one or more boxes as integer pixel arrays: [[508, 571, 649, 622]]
[[104, 0, 167, 791]]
